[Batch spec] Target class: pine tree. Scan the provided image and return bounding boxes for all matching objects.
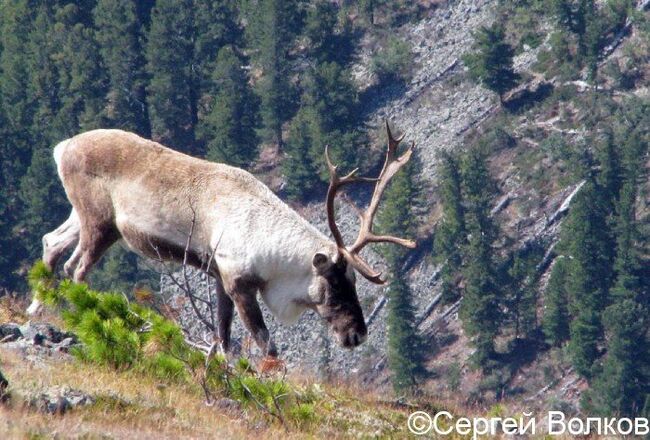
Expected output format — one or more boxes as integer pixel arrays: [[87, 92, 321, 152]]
[[584, 299, 649, 416], [583, 128, 649, 416], [198, 45, 260, 168], [93, 0, 150, 135], [18, 145, 69, 259], [250, 0, 303, 149], [359, 0, 376, 26], [284, 61, 363, 200], [585, 183, 648, 414], [304, 1, 353, 65], [0, 96, 20, 288], [145, 0, 196, 152], [507, 251, 538, 339], [378, 155, 426, 393], [26, 5, 60, 145], [612, 130, 647, 289], [433, 152, 466, 304], [542, 257, 571, 346], [282, 108, 321, 201], [386, 275, 426, 393], [458, 147, 501, 368], [18, 4, 80, 263], [90, 246, 141, 294], [303, 62, 361, 177], [548, 0, 604, 80], [193, 1, 242, 76], [0, 0, 36, 178], [304, 1, 338, 63], [582, 1, 602, 81], [462, 24, 518, 104], [564, 179, 615, 378], [146, 0, 241, 154], [52, 3, 106, 135], [595, 131, 622, 214]]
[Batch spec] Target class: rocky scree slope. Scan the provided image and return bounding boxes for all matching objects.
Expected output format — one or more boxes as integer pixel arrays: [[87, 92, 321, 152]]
[[164, 0, 510, 375]]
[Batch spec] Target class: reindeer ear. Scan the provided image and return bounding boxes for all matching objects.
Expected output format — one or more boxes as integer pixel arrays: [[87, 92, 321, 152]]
[[312, 252, 332, 275]]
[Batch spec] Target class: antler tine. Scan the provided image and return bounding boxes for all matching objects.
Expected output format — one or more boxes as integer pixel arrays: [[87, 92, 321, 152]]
[[324, 145, 376, 250], [325, 145, 376, 185], [349, 124, 416, 256], [385, 120, 406, 156], [323, 126, 417, 286]]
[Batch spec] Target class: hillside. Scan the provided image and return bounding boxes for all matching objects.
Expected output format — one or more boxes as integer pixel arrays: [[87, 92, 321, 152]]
[[1, 0, 649, 437], [165, 0, 650, 415]]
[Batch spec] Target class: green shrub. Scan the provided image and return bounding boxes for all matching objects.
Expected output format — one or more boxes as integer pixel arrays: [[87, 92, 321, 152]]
[[28, 261, 318, 427], [370, 35, 413, 83]]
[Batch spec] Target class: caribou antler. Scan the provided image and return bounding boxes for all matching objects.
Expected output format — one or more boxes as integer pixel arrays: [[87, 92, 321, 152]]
[[325, 121, 417, 284]]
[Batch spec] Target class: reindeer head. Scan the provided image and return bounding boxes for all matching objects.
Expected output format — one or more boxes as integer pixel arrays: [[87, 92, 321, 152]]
[[307, 121, 417, 349]]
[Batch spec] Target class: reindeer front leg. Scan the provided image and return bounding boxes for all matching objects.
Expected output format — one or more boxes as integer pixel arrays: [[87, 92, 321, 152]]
[[216, 283, 234, 354], [229, 276, 277, 357]]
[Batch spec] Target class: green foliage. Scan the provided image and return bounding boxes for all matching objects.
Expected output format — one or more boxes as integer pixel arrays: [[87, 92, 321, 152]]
[[545, 0, 636, 81], [146, 0, 240, 154], [583, 299, 649, 416], [433, 152, 466, 304], [93, 0, 150, 135], [248, 0, 304, 148], [145, 0, 197, 152], [542, 258, 571, 346], [370, 36, 413, 83], [89, 246, 142, 296], [583, 122, 649, 417], [282, 108, 322, 200], [27, 262, 318, 426], [458, 147, 501, 367], [304, 0, 354, 65], [562, 180, 615, 378], [385, 275, 426, 393], [0, 0, 406, 292], [284, 61, 364, 200], [377, 151, 426, 393], [506, 249, 540, 339], [198, 45, 260, 168], [463, 24, 518, 102]]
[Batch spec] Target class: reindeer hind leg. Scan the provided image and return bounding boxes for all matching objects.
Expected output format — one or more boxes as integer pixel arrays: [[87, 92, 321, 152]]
[[42, 209, 80, 271], [30, 209, 81, 315], [72, 223, 120, 283]]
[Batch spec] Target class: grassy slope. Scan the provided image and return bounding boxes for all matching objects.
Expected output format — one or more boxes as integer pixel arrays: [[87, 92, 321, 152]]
[[0, 343, 423, 439], [0, 295, 419, 440]]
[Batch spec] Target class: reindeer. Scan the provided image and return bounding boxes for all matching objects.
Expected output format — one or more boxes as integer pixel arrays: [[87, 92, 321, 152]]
[[30, 122, 416, 356]]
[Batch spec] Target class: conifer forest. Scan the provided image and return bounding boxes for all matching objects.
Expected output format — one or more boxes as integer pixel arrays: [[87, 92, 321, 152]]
[[0, 0, 648, 437]]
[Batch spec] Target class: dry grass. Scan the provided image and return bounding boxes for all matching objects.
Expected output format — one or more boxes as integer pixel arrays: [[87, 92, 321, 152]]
[[0, 345, 423, 439], [0, 295, 29, 325], [0, 348, 271, 439]]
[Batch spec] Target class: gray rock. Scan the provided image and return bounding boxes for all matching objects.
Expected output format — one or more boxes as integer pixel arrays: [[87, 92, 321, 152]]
[[54, 337, 77, 352], [29, 388, 94, 415], [0, 324, 21, 342], [19, 322, 74, 345]]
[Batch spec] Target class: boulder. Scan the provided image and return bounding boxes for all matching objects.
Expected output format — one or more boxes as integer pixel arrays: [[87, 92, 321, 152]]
[[0, 324, 22, 342], [19, 322, 75, 345], [29, 387, 94, 415]]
